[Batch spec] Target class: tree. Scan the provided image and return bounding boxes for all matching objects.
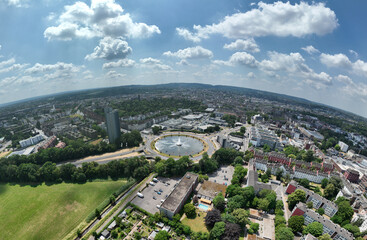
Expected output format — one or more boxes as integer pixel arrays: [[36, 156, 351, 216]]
[[250, 222, 260, 233], [258, 198, 270, 212], [227, 195, 245, 212], [275, 215, 286, 227], [321, 178, 329, 189], [184, 203, 196, 219], [299, 178, 310, 188], [333, 200, 354, 223], [213, 193, 226, 212], [263, 144, 271, 152], [288, 215, 304, 233], [155, 230, 170, 240], [303, 222, 323, 237], [343, 224, 360, 236], [95, 209, 101, 219], [324, 183, 336, 200], [240, 127, 246, 134], [205, 209, 222, 227], [306, 201, 313, 209], [223, 222, 241, 240], [134, 231, 142, 240], [317, 208, 325, 215], [318, 234, 332, 240], [152, 126, 161, 135], [275, 227, 294, 240], [231, 208, 249, 227], [288, 189, 306, 210], [276, 169, 284, 180], [210, 221, 225, 240]]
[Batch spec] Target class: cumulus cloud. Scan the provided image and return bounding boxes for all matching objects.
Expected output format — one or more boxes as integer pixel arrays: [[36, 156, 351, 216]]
[[85, 37, 132, 61], [25, 62, 81, 76], [44, 0, 160, 41], [139, 57, 172, 70], [224, 39, 260, 53], [301, 45, 320, 55], [106, 70, 125, 79], [213, 52, 259, 68], [163, 46, 213, 59], [178, 1, 338, 41], [335, 74, 353, 84], [176, 28, 201, 43], [320, 53, 367, 77], [335, 74, 367, 98], [259, 51, 332, 87], [102, 59, 135, 69]]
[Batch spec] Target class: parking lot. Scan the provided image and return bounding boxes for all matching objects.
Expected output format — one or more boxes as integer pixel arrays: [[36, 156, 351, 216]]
[[207, 165, 234, 186], [131, 176, 180, 214]]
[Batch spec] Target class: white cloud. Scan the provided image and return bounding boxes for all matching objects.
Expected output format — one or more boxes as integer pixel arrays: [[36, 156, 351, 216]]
[[179, 1, 338, 40], [25, 62, 81, 76], [301, 45, 320, 55], [4, 0, 28, 7], [349, 50, 358, 58], [0, 63, 28, 74], [259, 51, 332, 87], [102, 59, 135, 69], [85, 37, 132, 61], [163, 46, 213, 59], [247, 72, 255, 78], [139, 57, 172, 70], [213, 52, 258, 68], [320, 53, 367, 77], [223, 39, 260, 53], [106, 70, 125, 79], [335, 74, 353, 84], [44, 0, 160, 41], [176, 28, 201, 43], [0, 58, 15, 69]]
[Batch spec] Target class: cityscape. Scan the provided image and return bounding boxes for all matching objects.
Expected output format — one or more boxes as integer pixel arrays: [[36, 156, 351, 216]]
[[1, 1, 367, 240]]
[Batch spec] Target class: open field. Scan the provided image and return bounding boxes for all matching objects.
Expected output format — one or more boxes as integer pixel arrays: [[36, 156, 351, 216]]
[[0, 180, 128, 240]]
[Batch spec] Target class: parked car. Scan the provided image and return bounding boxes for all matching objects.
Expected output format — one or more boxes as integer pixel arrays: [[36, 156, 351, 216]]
[[153, 196, 156, 200]]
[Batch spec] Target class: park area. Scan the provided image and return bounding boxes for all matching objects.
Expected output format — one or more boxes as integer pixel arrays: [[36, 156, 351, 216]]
[[0, 179, 128, 240]]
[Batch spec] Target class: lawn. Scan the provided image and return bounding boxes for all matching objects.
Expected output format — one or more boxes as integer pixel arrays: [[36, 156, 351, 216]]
[[181, 210, 209, 233], [0, 179, 128, 240]]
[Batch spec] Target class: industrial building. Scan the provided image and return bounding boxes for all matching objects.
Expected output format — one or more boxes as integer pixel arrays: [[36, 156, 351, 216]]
[[160, 172, 198, 219]]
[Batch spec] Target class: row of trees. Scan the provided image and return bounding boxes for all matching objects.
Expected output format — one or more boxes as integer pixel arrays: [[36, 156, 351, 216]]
[[155, 148, 244, 178], [0, 156, 151, 184]]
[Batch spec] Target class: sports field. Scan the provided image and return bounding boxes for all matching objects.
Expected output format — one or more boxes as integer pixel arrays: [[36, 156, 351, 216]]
[[0, 180, 127, 240]]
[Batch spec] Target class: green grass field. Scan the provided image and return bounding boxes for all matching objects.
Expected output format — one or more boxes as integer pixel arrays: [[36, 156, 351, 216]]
[[0, 180, 128, 240]]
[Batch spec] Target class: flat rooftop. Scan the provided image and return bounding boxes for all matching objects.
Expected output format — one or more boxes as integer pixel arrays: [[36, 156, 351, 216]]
[[197, 180, 227, 199], [160, 172, 198, 213]]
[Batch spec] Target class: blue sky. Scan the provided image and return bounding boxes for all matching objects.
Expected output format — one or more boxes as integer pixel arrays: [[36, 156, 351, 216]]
[[0, 0, 367, 117]]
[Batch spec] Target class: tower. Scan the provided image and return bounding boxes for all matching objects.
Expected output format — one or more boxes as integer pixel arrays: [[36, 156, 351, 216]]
[[104, 107, 121, 144]]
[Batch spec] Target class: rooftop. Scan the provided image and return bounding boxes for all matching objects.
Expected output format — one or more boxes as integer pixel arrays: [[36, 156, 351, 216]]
[[160, 172, 198, 213], [196, 180, 227, 200]]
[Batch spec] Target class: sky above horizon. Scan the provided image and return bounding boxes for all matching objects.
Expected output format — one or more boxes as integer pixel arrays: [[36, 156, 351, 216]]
[[0, 0, 367, 117]]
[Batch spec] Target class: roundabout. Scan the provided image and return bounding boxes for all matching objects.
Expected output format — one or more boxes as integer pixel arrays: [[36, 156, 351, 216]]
[[146, 132, 217, 160]]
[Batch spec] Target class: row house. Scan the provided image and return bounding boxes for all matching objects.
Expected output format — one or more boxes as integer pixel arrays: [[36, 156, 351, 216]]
[[291, 203, 353, 240], [286, 180, 338, 217]]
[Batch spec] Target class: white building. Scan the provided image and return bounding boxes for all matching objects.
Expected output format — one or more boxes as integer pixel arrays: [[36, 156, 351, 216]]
[[19, 134, 45, 148], [338, 141, 349, 152]]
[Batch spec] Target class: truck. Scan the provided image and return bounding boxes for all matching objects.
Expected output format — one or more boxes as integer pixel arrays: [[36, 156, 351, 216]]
[[137, 192, 144, 198]]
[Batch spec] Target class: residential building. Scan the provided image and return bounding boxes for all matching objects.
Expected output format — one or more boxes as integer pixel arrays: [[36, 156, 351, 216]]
[[344, 168, 360, 183], [19, 134, 45, 148], [338, 141, 349, 152], [286, 180, 338, 217], [105, 107, 121, 144], [291, 203, 353, 240]]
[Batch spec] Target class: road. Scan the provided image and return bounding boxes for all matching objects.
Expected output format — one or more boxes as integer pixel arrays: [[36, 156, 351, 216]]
[[0, 140, 12, 152], [86, 175, 154, 240], [57, 147, 144, 167]]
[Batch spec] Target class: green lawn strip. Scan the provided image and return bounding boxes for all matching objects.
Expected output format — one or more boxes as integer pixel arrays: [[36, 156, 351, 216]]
[[181, 211, 209, 233]]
